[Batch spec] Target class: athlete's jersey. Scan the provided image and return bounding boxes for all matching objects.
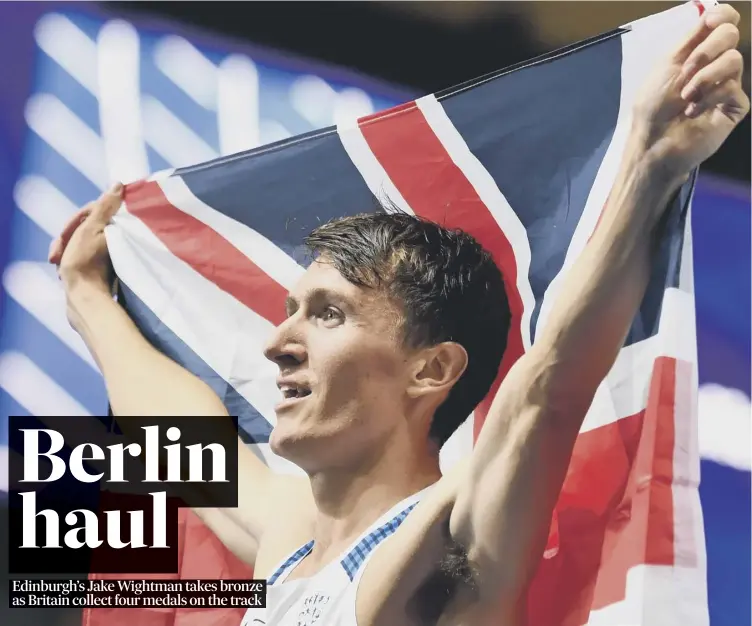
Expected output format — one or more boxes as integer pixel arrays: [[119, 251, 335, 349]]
[[241, 486, 433, 626]]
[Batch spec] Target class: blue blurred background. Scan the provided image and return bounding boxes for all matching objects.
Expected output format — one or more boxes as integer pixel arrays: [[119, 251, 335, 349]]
[[0, 2, 748, 625]]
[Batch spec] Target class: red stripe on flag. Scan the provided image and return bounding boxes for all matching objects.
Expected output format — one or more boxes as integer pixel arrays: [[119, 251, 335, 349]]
[[87, 181, 280, 626], [359, 100, 416, 124], [123, 180, 287, 327], [526, 356, 680, 625], [643, 355, 678, 564], [357, 104, 526, 438]]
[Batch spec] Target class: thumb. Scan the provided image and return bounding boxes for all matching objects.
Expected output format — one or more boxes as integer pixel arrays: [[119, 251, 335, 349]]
[[89, 182, 124, 226]]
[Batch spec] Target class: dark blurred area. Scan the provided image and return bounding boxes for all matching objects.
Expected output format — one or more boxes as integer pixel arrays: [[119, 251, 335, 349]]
[[111, 0, 751, 184]]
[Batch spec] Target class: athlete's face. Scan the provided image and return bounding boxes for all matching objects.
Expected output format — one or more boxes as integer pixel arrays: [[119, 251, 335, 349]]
[[263, 258, 413, 470]]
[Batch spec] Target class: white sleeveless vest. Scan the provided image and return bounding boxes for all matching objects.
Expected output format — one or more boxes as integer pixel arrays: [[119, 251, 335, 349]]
[[241, 486, 432, 626]]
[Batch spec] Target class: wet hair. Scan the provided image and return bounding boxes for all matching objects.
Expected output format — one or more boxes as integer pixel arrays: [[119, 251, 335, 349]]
[[304, 209, 510, 448]]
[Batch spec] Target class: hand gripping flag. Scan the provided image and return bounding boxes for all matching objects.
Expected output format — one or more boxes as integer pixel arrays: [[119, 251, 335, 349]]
[[87, 2, 712, 624]]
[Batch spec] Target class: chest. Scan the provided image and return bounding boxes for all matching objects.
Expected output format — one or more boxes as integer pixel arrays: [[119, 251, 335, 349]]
[[242, 565, 355, 626]]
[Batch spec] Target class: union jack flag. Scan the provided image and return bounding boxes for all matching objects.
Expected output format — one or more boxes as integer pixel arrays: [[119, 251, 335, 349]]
[[89, 2, 711, 625]]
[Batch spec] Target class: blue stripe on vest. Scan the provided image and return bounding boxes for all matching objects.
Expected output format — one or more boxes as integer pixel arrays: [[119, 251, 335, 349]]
[[268, 540, 315, 585], [267, 501, 419, 585], [340, 502, 418, 581]]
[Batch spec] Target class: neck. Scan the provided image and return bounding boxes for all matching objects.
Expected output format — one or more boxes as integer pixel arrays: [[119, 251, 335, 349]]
[[306, 436, 440, 557]]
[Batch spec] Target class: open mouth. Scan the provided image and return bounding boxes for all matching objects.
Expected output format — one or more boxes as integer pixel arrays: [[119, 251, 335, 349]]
[[280, 386, 312, 400]]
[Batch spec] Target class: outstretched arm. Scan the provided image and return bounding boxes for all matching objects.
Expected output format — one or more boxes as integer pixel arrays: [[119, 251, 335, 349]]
[[448, 4, 748, 617], [50, 187, 292, 565]]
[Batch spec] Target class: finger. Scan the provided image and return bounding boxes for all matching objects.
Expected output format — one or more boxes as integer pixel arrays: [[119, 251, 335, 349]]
[[681, 48, 744, 102], [721, 85, 751, 123], [674, 4, 741, 66], [685, 78, 750, 121], [48, 183, 122, 263], [680, 23, 740, 83], [47, 207, 91, 264], [89, 182, 124, 227], [704, 3, 741, 29]]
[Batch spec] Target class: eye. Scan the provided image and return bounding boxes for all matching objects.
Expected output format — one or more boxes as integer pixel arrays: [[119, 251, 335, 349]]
[[318, 306, 343, 326]]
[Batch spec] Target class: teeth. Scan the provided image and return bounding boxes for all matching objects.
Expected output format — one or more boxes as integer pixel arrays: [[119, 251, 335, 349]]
[[279, 385, 310, 399]]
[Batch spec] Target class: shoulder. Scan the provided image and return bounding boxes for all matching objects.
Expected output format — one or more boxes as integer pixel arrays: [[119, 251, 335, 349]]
[[355, 464, 476, 626]]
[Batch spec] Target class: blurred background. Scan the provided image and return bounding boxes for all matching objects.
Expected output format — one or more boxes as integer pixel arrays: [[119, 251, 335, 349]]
[[0, 2, 748, 625]]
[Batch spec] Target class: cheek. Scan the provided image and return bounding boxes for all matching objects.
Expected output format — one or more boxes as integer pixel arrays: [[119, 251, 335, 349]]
[[317, 335, 405, 397]]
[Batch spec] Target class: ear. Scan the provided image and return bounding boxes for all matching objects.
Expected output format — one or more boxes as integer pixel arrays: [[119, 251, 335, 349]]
[[406, 342, 468, 401]]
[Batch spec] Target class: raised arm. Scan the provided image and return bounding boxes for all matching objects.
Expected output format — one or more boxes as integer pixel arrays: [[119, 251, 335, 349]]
[[50, 188, 293, 565], [448, 4, 748, 617]]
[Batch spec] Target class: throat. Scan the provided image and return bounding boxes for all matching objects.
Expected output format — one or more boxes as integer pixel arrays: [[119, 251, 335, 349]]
[[286, 482, 434, 585], [308, 474, 437, 545]]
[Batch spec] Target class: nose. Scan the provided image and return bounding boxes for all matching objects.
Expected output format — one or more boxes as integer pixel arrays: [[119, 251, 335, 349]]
[[263, 317, 307, 368]]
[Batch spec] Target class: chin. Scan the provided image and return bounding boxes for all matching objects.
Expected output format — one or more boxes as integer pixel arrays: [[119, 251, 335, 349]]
[[269, 422, 312, 462], [268, 422, 338, 472], [268, 424, 291, 456]]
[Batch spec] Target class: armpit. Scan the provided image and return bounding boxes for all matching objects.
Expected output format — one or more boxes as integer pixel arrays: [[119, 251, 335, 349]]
[[407, 537, 480, 625]]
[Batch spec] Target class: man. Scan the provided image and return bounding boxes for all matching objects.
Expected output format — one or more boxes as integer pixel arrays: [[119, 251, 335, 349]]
[[49, 5, 747, 625]]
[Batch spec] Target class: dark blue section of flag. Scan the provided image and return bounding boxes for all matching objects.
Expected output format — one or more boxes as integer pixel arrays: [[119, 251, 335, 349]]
[[117, 282, 273, 444], [440, 33, 623, 343], [440, 30, 689, 346], [175, 129, 384, 266]]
